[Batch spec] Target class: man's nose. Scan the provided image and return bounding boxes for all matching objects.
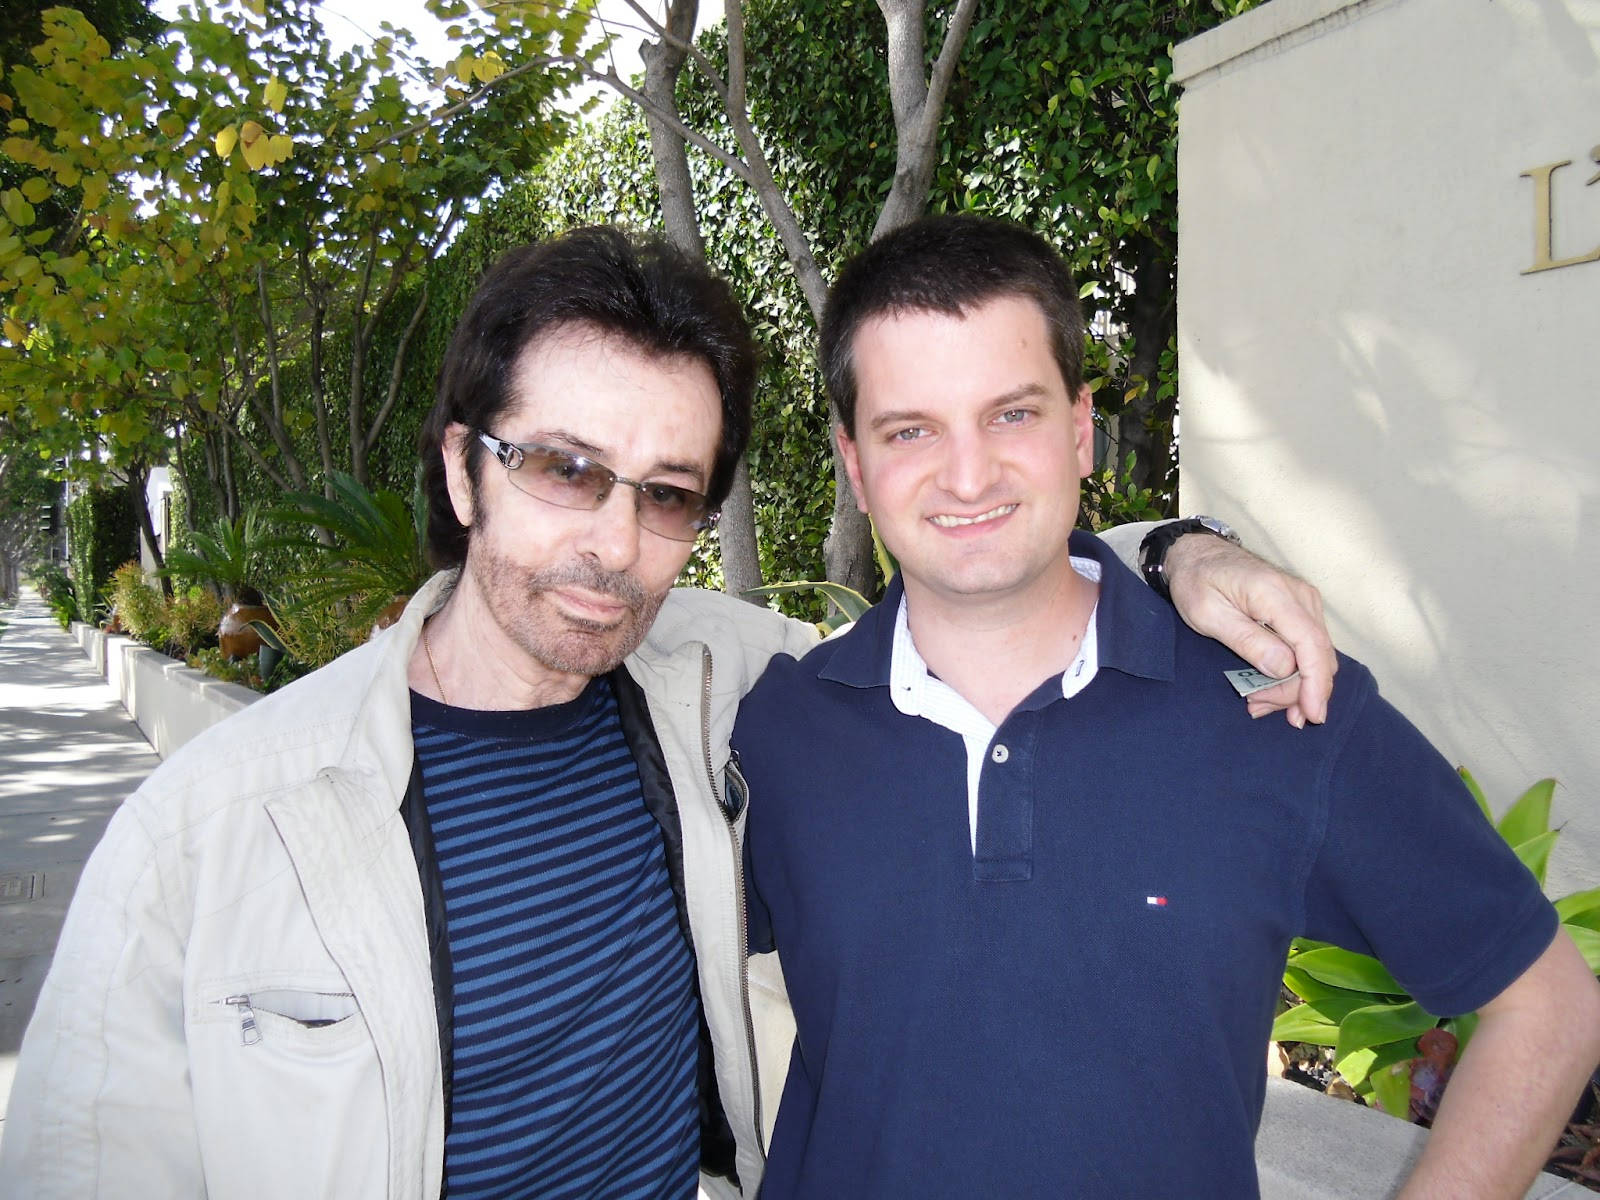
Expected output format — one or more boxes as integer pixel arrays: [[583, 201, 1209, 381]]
[[934, 429, 1001, 501], [579, 484, 643, 571]]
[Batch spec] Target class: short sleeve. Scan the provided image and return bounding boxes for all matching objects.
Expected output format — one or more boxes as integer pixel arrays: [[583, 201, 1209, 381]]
[[1301, 684, 1557, 1016]]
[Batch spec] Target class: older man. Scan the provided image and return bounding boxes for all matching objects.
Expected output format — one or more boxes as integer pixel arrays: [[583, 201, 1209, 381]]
[[1, 226, 1334, 1198]]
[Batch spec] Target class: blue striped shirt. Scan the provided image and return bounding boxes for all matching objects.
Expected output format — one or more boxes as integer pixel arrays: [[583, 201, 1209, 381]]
[[412, 677, 700, 1199]]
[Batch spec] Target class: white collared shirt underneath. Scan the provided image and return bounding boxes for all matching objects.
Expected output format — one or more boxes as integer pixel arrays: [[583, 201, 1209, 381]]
[[889, 556, 1102, 855]]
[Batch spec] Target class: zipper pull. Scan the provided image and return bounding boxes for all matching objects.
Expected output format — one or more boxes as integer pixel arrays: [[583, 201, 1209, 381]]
[[224, 994, 261, 1046]]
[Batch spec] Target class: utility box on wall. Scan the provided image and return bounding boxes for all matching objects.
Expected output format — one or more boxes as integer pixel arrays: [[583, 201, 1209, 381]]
[[1173, 0, 1598, 890]]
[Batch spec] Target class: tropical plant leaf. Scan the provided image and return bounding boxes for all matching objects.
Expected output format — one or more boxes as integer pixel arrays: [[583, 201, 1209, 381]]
[[1289, 946, 1405, 996], [745, 580, 872, 623], [1496, 777, 1555, 847], [1456, 766, 1492, 823], [1555, 888, 1600, 931], [1336, 1037, 1417, 1091], [1367, 1056, 1414, 1119], [1281, 964, 1372, 1006], [1271, 993, 1374, 1045], [1443, 1012, 1479, 1054], [1509, 829, 1559, 889], [1334, 1001, 1436, 1064]]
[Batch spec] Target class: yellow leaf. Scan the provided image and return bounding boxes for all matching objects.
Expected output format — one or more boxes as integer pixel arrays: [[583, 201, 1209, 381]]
[[239, 120, 264, 146], [453, 56, 474, 84], [470, 51, 505, 83], [264, 76, 288, 114], [20, 177, 50, 203], [1, 190, 35, 229], [6, 120, 26, 134], [54, 164, 80, 188], [3, 317, 24, 342], [266, 133, 293, 164], [215, 124, 239, 158], [242, 135, 270, 171]]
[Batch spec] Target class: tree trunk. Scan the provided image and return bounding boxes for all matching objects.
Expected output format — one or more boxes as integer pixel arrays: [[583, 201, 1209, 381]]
[[1119, 235, 1177, 504], [643, 0, 765, 600], [125, 462, 170, 595]]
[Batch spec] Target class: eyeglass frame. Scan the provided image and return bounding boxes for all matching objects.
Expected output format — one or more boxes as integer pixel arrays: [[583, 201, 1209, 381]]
[[474, 430, 720, 541]]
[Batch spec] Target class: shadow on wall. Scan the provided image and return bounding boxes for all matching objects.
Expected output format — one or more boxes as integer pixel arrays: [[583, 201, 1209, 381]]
[[1176, 0, 1600, 888]]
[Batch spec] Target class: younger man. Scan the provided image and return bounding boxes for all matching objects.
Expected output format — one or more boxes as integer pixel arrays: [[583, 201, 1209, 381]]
[[736, 215, 1600, 1198]]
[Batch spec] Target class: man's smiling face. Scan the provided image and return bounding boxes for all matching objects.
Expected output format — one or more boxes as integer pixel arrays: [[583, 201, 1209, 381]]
[[837, 293, 1095, 615]]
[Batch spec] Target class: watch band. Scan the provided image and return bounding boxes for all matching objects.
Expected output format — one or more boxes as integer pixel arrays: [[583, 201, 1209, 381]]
[[1139, 517, 1241, 602]]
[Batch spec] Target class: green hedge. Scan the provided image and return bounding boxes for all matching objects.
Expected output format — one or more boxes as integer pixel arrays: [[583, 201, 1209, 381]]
[[67, 483, 138, 612]]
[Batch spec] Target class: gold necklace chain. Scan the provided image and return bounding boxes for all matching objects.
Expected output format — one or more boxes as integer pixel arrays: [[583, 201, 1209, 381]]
[[423, 624, 447, 705]]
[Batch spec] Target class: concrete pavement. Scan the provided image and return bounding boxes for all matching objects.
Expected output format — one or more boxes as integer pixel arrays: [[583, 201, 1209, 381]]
[[0, 586, 160, 1146]]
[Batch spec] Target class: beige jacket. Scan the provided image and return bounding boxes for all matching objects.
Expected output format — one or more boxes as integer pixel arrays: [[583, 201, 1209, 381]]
[[0, 573, 817, 1199]]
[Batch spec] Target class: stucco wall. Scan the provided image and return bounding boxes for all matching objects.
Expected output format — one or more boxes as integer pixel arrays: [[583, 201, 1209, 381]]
[[1174, 0, 1598, 891]]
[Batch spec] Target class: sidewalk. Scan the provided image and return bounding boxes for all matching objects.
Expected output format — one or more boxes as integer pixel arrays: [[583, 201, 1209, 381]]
[[0, 587, 161, 1144]]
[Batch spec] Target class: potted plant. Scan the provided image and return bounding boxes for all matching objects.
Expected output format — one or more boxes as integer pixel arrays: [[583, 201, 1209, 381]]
[[161, 506, 276, 661]]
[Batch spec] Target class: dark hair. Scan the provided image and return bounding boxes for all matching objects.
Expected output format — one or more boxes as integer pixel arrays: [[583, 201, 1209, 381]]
[[419, 225, 756, 569], [820, 214, 1087, 436]]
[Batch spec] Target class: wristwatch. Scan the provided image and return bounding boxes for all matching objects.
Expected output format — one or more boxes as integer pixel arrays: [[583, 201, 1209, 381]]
[[1139, 516, 1241, 602]]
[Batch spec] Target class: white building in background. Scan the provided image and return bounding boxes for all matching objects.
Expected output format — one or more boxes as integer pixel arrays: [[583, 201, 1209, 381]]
[[140, 465, 172, 577], [1173, 0, 1599, 890]]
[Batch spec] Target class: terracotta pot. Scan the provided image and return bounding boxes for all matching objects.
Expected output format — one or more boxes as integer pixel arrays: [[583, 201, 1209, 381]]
[[219, 602, 275, 661], [371, 594, 411, 634]]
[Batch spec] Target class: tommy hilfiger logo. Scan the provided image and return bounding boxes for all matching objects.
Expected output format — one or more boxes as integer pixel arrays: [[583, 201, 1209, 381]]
[[1146, 896, 1169, 907]]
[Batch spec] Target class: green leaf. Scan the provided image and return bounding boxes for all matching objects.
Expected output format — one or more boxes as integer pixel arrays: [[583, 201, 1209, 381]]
[[1282, 964, 1364, 1005], [1291, 946, 1406, 995], [1457, 766, 1492, 822], [1510, 829, 1559, 888], [1367, 1056, 1413, 1119], [1496, 777, 1555, 847], [1334, 1001, 1436, 1064], [745, 581, 871, 622], [1337, 1037, 1417, 1090], [1556, 887, 1600, 932], [1271, 992, 1373, 1045], [1443, 1012, 1479, 1053]]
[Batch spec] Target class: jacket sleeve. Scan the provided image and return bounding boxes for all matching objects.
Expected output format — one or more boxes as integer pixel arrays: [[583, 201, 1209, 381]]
[[0, 797, 204, 1198]]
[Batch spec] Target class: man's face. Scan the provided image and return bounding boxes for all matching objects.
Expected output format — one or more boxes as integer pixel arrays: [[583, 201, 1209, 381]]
[[443, 324, 722, 682], [837, 294, 1094, 611]]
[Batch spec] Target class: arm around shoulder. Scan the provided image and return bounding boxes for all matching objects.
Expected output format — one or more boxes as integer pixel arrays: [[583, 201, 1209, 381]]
[[0, 801, 202, 1198]]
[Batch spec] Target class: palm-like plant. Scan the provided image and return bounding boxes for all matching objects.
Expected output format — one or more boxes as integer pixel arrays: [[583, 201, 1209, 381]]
[[268, 470, 430, 632], [162, 507, 271, 603]]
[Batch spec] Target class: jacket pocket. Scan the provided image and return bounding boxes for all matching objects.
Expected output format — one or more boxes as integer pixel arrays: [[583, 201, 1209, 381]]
[[213, 988, 366, 1056]]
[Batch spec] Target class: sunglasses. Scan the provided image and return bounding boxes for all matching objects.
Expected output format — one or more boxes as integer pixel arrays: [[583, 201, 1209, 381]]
[[475, 431, 718, 542]]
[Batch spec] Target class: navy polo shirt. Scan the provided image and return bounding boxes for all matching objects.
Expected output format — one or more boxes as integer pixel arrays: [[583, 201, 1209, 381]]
[[735, 531, 1556, 1199]]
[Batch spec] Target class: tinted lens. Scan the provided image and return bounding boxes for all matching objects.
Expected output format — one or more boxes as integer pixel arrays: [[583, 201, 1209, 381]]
[[519, 445, 613, 507], [637, 482, 710, 541]]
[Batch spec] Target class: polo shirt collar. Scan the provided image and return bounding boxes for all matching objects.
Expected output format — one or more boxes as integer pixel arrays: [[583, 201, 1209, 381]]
[[816, 529, 1176, 690]]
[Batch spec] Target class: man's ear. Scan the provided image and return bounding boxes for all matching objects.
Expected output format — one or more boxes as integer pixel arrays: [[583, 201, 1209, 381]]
[[442, 423, 477, 528], [1072, 384, 1096, 479], [837, 423, 870, 515]]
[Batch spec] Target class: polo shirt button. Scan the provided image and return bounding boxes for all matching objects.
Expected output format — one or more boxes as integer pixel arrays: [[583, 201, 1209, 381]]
[[991, 744, 1009, 764]]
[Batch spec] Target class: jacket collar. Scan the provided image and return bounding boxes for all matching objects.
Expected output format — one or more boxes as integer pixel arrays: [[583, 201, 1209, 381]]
[[331, 570, 458, 811], [819, 530, 1175, 690]]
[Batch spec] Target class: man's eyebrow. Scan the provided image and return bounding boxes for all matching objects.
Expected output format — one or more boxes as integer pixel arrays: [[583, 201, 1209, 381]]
[[865, 383, 1050, 432], [536, 430, 707, 486]]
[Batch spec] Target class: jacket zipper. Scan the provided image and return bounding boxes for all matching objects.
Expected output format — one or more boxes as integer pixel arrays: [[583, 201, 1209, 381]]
[[222, 994, 261, 1046], [701, 645, 765, 1157]]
